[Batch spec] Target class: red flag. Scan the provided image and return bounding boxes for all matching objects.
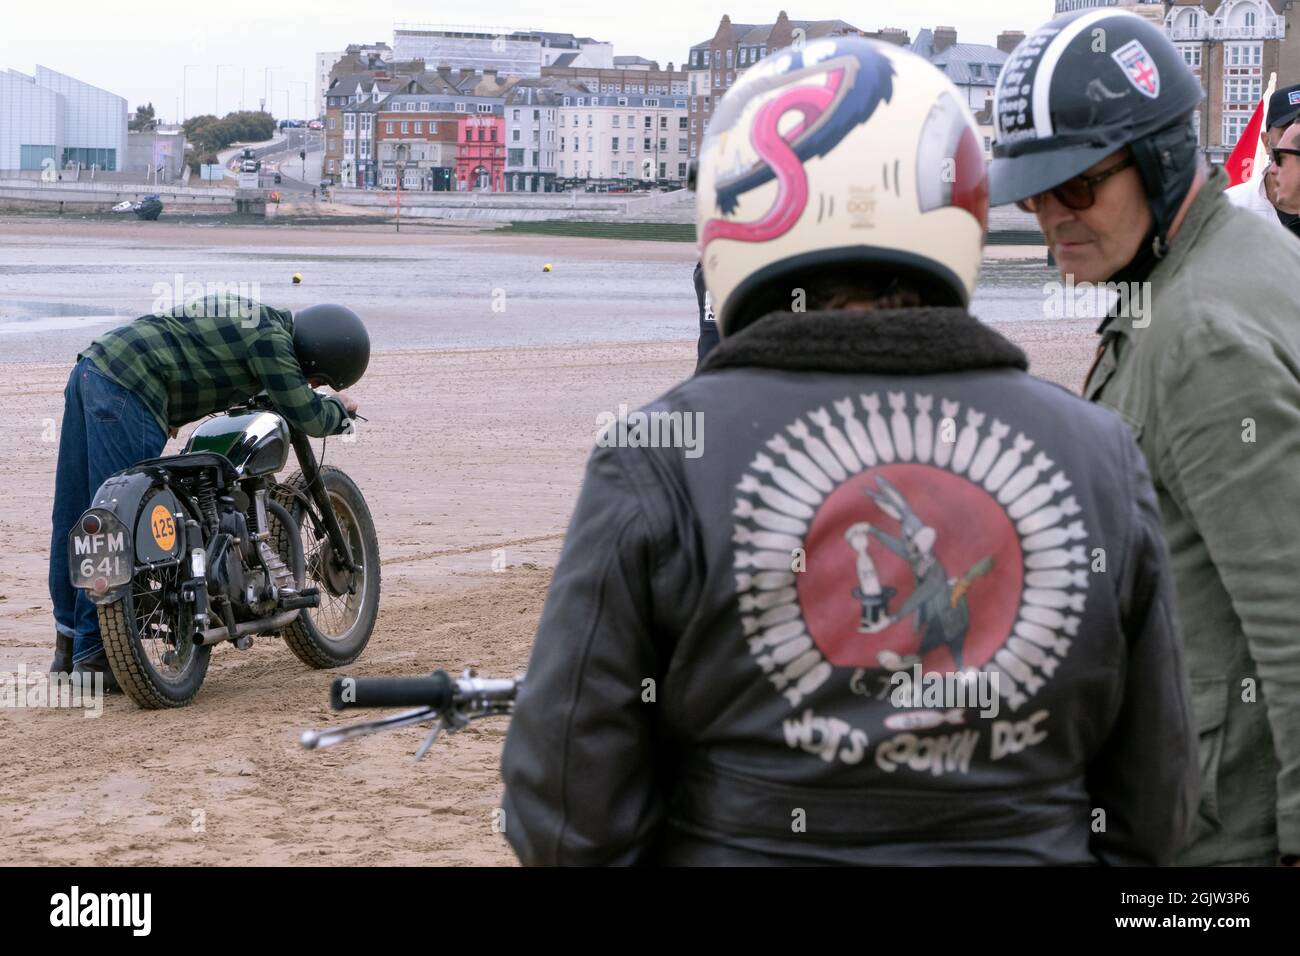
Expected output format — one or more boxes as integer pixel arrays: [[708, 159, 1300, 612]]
[[1225, 96, 1266, 186]]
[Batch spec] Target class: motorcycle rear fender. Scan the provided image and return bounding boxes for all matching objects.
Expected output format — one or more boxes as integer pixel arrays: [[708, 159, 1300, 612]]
[[70, 471, 187, 605]]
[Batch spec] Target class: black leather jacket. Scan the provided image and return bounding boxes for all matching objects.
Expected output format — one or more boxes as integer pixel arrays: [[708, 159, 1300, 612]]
[[501, 308, 1197, 865], [693, 261, 720, 370]]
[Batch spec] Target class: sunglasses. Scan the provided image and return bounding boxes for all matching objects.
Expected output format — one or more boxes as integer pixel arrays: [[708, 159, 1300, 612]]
[[1015, 156, 1137, 213], [1272, 147, 1300, 167]]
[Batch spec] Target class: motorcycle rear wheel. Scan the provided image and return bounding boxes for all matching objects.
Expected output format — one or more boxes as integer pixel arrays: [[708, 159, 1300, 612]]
[[99, 562, 212, 708]]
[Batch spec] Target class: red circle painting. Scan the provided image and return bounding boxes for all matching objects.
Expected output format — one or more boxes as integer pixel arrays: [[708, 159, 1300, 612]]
[[796, 463, 1024, 672]]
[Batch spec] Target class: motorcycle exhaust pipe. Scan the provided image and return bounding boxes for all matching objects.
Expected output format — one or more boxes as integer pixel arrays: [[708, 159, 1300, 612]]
[[195, 609, 300, 646]]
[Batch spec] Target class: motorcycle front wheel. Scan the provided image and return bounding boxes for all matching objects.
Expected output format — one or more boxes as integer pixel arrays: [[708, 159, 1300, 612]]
[[271, 466, 380, 669]]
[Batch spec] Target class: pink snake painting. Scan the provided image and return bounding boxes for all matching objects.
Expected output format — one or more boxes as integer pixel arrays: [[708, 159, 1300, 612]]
[[701, 46, 896, 249]]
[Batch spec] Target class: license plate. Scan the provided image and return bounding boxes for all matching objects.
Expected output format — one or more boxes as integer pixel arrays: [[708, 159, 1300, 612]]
[[68, 510, 132, 592]]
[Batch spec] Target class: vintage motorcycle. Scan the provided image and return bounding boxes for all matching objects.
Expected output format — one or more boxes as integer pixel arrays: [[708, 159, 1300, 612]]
[[67, 393, 380, 708], [301, 669, 521, 758]]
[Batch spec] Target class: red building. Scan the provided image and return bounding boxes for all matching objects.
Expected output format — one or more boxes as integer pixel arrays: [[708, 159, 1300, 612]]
[[374, 108, 460, 189], [455, 114, 506, 192]]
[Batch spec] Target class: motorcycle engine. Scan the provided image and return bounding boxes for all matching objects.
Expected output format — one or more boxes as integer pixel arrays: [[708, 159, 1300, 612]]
[[212, 497, 274, 617]]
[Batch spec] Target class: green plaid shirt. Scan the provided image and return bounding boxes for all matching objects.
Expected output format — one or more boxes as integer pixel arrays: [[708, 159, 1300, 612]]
[[79, 295, 347, 437]]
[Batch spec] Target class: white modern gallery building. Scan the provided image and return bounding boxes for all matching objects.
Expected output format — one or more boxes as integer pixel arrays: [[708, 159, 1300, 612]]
[[0, 66, 127, 171]]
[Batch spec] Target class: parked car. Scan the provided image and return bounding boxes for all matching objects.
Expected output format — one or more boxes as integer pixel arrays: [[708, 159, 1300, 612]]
[[308, 120, 323, 130]]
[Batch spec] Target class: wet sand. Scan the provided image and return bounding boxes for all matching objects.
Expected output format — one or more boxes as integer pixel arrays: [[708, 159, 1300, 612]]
[[0, 216, 1060, 364]]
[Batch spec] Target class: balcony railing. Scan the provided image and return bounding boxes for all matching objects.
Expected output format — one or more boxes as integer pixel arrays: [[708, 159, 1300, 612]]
[[1214, 20, 1284, 40], [1167, 15, 1284, 42]]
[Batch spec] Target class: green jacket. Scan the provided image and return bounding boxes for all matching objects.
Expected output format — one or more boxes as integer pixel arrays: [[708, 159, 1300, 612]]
[[81, 295, 347, 438], [1085, 168, 1300, 865]]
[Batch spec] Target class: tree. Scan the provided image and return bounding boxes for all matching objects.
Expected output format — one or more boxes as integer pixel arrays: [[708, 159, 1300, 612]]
[[183, 111, 275, 155], [181, 109, 277, 176], [130, 102, 157, 131]]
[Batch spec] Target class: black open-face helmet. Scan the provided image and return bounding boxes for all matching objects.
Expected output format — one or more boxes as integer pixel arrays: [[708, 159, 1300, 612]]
[[291, 304, 370, 390], [990, 9, 1204, 250]]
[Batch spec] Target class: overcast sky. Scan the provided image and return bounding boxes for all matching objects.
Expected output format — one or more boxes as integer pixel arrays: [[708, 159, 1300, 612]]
[[0, 0, 1054, 121]]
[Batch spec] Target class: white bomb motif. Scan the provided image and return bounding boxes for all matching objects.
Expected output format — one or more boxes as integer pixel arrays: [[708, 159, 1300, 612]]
[[733, 498, 807, 536], [985, 432, 1033, 492], [888, 392, 914, 462], [985, 661, 1029, 711], [1020, 605, 1082, 636], [733, 525, 803, 553], [1014, 619, 1072, 656], [808, 406, 861, 474], [913, 394, 935, 464], [862, 394, 895, 463], [999, 452, 1053, 505], [1023, 520, 1088, 552], [766, 434, 834, 492], [747, 619, 806, 654], [738, 474, 815, 519], [740, 587, 799, 613], [1008, 472, 1072, 520], [751, 453, 822, 505], [735, 549, 799, 571], [735, 570, 798, 592], [1017, 496, 1081, 536], [788, 419, 846, 483], [933, 399, 960, 467], [952, 409, 985, 475], [1024, 568, 1089, 590], [730, 388, 1092, 763], [969, 419, 1009, 483], [833, 398, 877, 468]]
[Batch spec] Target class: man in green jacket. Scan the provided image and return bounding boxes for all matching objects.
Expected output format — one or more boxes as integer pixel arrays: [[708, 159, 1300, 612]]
[[49, 296, 368, 688], [991, 10, 1300, 865]]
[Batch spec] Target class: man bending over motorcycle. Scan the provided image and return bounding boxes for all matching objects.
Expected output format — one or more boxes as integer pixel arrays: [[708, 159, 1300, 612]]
[[47, 295, 369, 688]]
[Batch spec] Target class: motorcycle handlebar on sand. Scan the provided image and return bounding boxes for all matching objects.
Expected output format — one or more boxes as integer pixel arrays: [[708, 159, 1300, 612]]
[[329, 670, 454, 711]]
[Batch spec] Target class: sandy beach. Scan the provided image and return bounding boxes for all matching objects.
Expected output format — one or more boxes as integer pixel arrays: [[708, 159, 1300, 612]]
[[0, 218, 1095, 865]]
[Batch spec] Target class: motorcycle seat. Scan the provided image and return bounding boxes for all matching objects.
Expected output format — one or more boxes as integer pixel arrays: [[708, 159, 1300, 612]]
[[128, 451, 240, 485]]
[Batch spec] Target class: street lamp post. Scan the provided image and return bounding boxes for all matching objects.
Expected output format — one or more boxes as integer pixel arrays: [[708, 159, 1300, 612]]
[[290, 80, 309, 123], [215, 64, 234, 116], [263, 67, 288, 117], [394, 161, 404, 233], [182, 64, 201, 121]]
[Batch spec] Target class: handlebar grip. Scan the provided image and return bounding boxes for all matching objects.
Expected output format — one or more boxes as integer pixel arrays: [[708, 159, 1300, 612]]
[[330, 670, 454, 711]]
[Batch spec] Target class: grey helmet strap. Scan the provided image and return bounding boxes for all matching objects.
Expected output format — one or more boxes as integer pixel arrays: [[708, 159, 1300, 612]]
[[1130, 119, 1201, 259]]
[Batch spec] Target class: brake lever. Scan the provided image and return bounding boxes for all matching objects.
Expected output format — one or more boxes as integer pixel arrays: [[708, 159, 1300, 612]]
[[413, 694, 481, 760], [301, 669, 522, 759]]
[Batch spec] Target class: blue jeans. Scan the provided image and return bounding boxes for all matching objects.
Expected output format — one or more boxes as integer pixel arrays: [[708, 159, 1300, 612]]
[[49, 358, 166, 664]]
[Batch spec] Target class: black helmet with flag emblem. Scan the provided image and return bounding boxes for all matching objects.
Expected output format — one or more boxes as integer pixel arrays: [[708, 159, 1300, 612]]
[[990, 9, 1204, 254]]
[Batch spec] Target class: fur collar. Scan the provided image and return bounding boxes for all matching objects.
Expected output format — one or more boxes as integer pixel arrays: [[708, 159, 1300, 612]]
[[698, 308, 1028, 375]]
